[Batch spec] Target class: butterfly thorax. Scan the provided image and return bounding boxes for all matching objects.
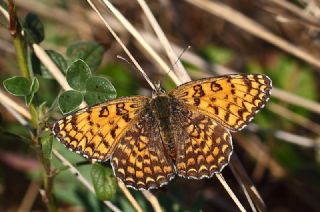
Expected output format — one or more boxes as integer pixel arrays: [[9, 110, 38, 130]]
[[150, 93, 177, 161]]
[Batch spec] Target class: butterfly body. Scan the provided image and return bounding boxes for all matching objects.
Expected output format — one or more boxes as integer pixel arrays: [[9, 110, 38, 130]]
[[52, 74, 272, 190]]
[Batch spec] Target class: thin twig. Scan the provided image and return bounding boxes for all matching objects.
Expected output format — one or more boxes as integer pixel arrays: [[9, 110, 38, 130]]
[[185, 0, 320, 70]]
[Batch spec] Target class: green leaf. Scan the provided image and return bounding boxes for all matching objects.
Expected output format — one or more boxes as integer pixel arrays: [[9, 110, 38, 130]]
[[41, 50, 68, 77], [66, 41, 105, 71], [3, 76, 31, 96], [41, 130, 53, 160], [25, 93, 34, 106], [31, 77, 39, 93], [23, 13, 44, 44], [66, 59, 92, 91], [91, 164, 117, 201], [25, 77, 39, 105], [84, 76, 116, 106], [58, 90, 83, 114]]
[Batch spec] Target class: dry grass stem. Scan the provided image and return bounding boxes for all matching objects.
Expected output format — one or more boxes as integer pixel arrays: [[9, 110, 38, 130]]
[[142, 31, 320, 116], [274, 130, 315, 147], [215, 173, 246, 212], [98, 0, 181, 85], [0, 89, 31, 120], [265, 0, 320, 29], [271, 88, 320, 115], [268, 102, 320, 134], [0, 5, 9, 20], [136, 0, 190, 84], [32, 44, 71, 91], [87, 0, 156, 90], [229, 155, 266, 212], [52, 150, 121, 212], [141, 190, 162, 212], [32, 44, 87, 108], [117, 181, 143, 212], [185, 0, 320, 70], [235, 134, 287, 178], [18, 181, 41, 212]]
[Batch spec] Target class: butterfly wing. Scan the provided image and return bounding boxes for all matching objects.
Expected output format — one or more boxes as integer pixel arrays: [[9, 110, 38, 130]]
[[169, 74, 272, 131], [52, 96, 149, 161], [111, 108, 175, 190], [170, 101, 232, 179]]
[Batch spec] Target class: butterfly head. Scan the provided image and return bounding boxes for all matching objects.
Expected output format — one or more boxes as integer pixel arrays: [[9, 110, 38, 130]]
[[152, 81, 166, 97]]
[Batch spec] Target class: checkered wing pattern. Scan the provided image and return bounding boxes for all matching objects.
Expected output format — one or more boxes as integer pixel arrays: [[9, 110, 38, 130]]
[[52, 96, 149, 161], [170, 74, 272, 131], [171, 101, 232, 179], [111, 109, 175, 190]]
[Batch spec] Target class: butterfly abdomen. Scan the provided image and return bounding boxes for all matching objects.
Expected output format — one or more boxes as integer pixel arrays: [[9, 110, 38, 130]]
[[151, 95, 177, 160]]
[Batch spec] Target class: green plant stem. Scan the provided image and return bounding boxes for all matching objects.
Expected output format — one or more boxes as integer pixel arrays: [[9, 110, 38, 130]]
[[11, 16, 57, 212], [41, 149, 56, 212], [13, 34, 30, 79]]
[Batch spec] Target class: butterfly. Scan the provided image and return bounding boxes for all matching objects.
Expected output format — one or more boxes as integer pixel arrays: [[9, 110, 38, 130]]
[[52, 74, 272, 190]]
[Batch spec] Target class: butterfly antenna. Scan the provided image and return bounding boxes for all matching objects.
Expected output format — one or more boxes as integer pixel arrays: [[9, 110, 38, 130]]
[[117, 55, 155, 88], [166, 45, 191, 76]]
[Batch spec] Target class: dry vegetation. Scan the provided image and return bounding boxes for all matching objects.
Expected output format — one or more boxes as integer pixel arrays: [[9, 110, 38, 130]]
[[1, 0, 320, 211]]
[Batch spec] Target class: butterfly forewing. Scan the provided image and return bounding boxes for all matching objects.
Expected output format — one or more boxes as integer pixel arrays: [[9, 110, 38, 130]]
[[111, 107, 175, 190], [52, 96, 149, 161], [169, 74, 272, 131]]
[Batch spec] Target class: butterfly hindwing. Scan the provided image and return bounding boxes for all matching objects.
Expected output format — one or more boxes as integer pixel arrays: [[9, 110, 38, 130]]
[[52, 96, 149, 161], [171, 101, 233, 179], [169, 74, 272, 131], [111, 108, 175, 190]]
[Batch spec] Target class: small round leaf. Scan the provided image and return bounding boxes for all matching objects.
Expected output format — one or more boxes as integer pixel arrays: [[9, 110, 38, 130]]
[[66, 41, 104, 72], [58, 90, 83, 114], [91, 164, 117, 201], [40, 50, 68, 77], [3, 76, 31, 96], [84, 76, 116, 106], [23, 13, 44, 44], [66, 59, 92, 91]]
